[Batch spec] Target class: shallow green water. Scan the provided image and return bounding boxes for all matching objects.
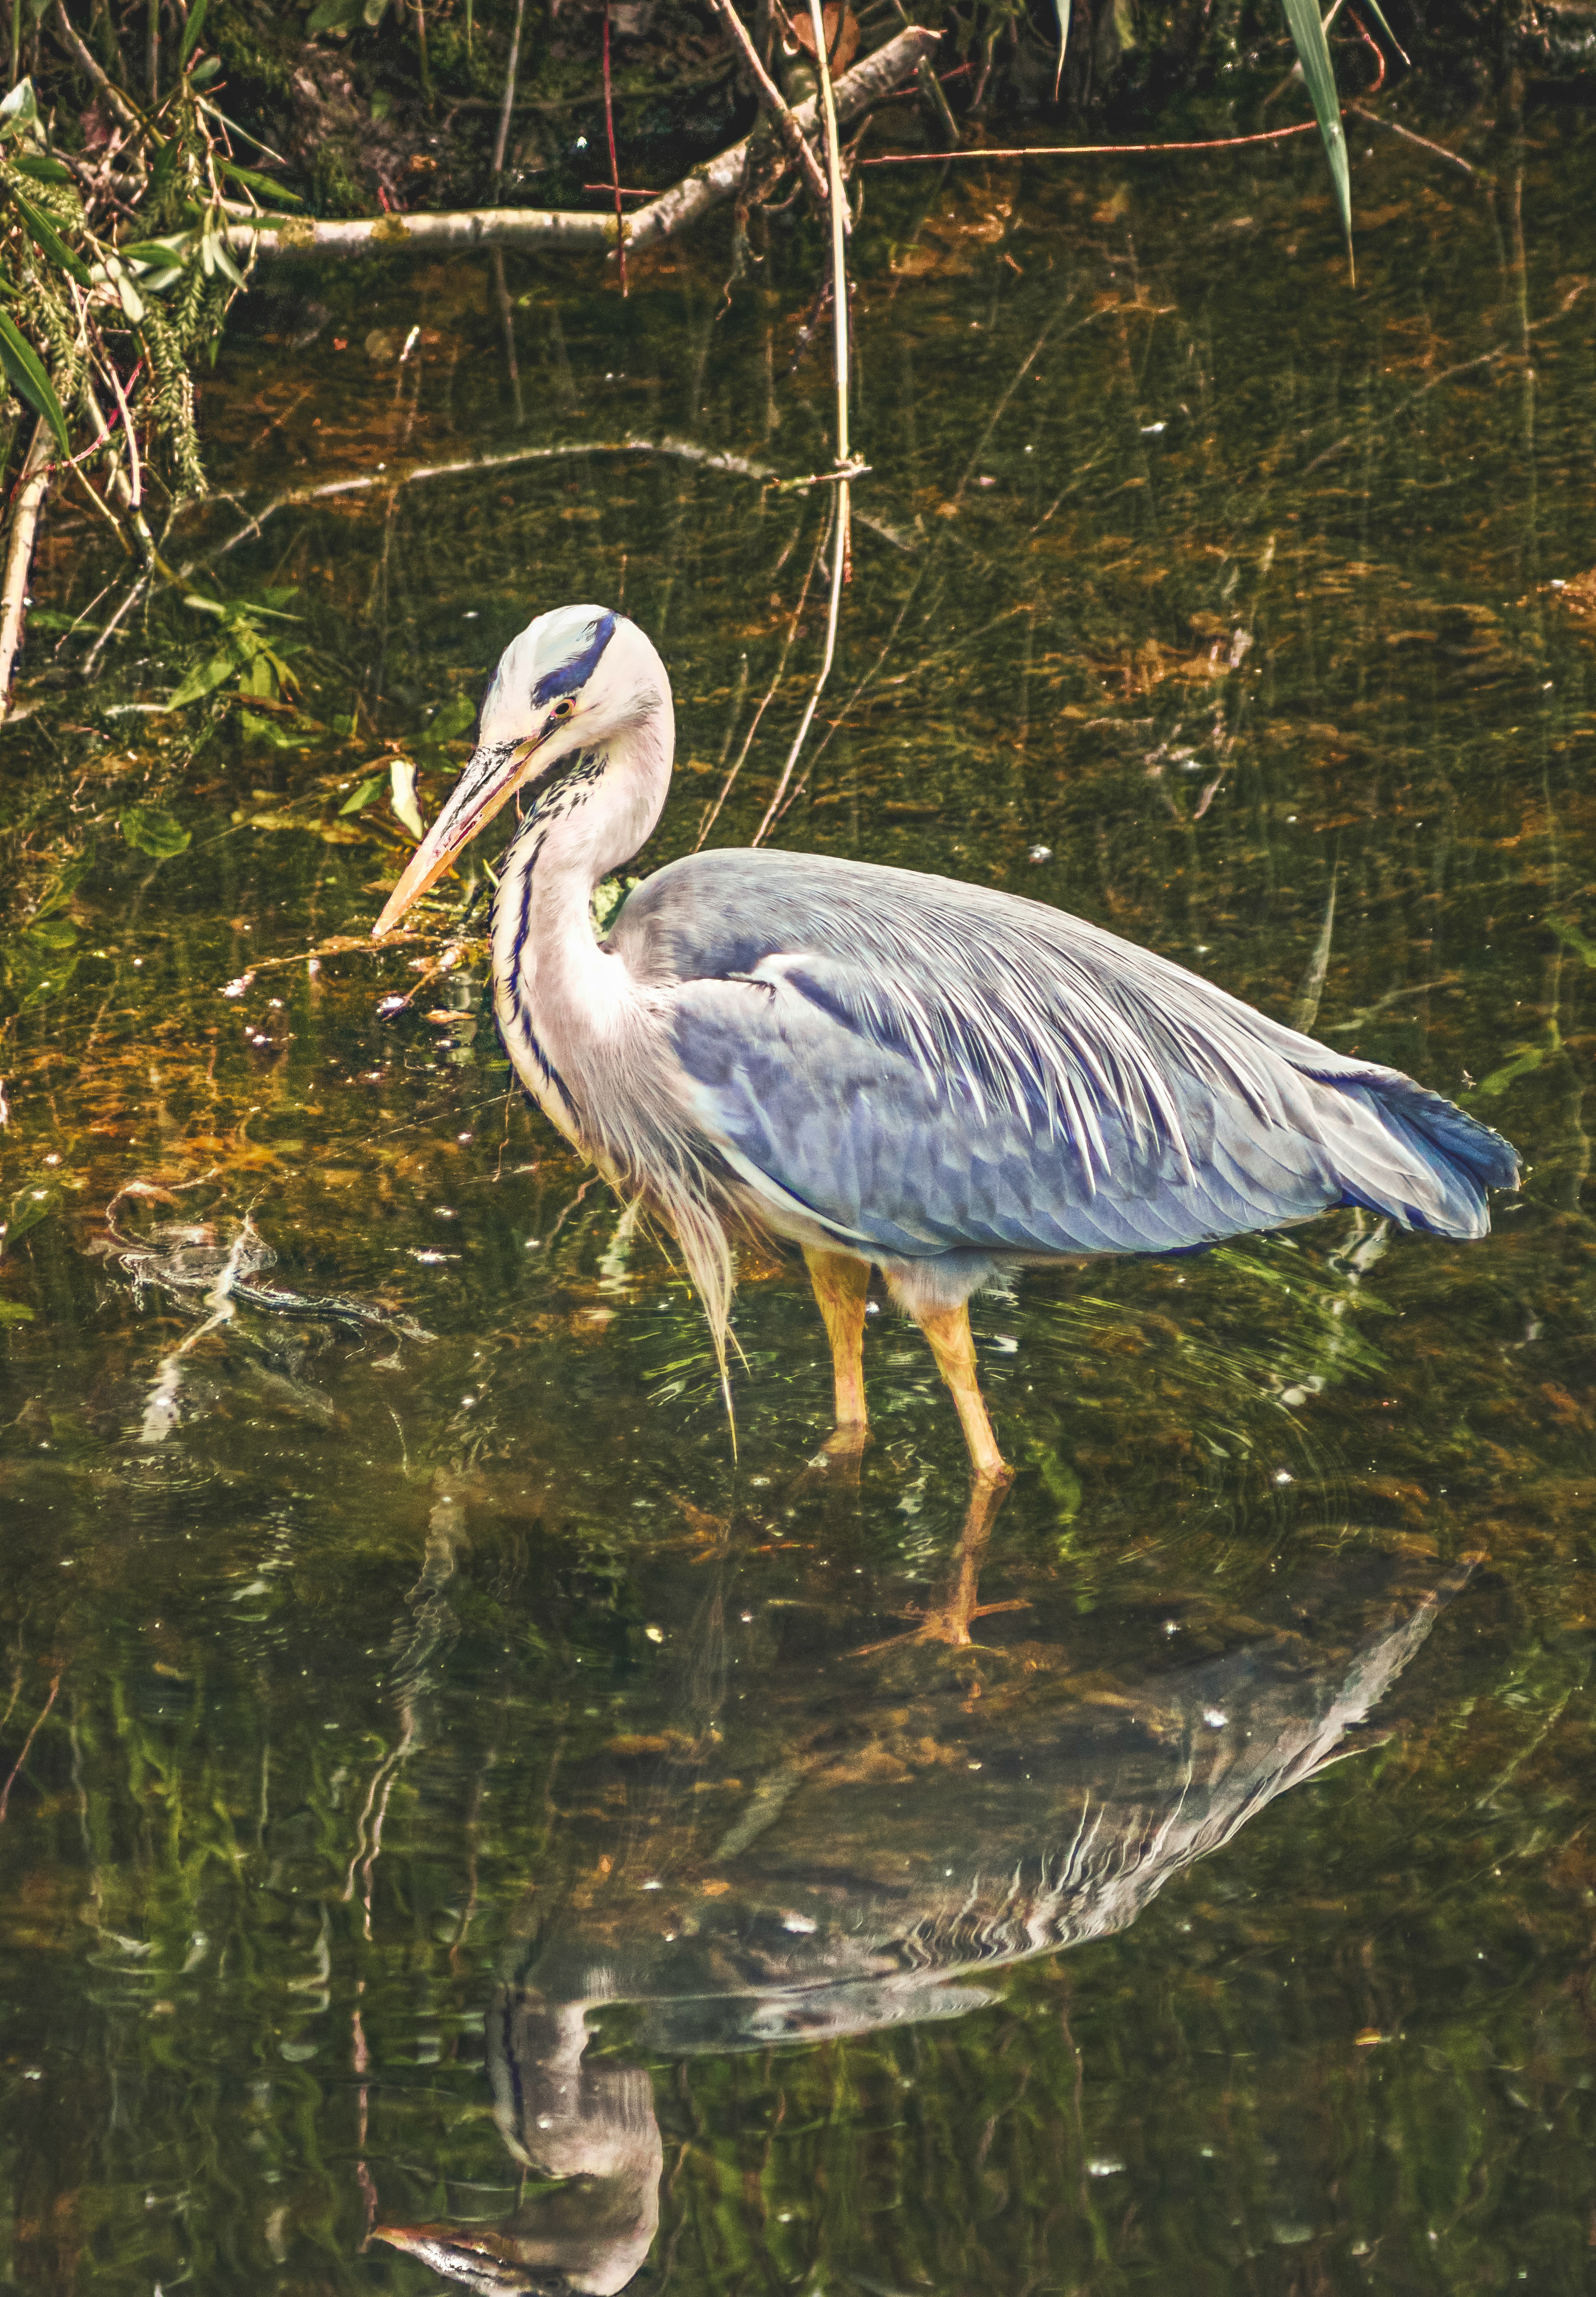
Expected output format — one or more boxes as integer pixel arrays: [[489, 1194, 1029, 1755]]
[[2, 104, 1596, 2296]]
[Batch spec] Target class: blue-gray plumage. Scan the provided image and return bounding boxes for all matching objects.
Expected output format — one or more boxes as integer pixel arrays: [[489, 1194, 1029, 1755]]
[[374, 604, 1520, 1481]]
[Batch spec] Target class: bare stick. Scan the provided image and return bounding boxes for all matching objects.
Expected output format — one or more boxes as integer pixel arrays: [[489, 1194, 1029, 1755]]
[[492, 0, 527, 178], [752, 0, 851, 847], [0, 421, 53, 725], [602, 0, 628, 294], [704, 0, 831, 208]]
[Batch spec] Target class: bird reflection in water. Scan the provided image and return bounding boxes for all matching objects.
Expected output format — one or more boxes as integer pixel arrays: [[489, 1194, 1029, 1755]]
[[375, 1549, 1466, 2295]]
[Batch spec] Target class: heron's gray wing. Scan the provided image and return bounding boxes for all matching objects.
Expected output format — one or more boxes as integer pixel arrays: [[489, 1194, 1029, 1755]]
[[611, 848, 1517, 1256]]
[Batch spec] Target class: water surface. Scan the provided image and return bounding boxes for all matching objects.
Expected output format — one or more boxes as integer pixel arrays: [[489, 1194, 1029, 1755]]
[[2, 106, 1595, 2295]]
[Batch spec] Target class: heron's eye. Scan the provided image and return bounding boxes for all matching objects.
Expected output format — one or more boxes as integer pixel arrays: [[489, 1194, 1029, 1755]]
[[551, 697, 576, 720]]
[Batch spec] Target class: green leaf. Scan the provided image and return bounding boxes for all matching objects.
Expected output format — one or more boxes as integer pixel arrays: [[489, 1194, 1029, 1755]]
[[5, 1179, 62, 1239], [1355, 0, 1409, 64], [0, 1300, 36, 1323], [1278, 0, 1352, 265], [10, 187, 94, 287], [14, 153, 71, 182], [168, 645, 239, 705], [121, 804, 192, 858], [428, 693, 477, 741], [306, 0, 363, 28], [1474, 1044, 1547, 1098], [219, 160, 302, 207], [118, 234, 193, 271], [1547, 914, 1596, 968], [0, 78, 38, 140], [178, 0, 209, 69], [0, 310, 69, 457], [363, 0, 390, 23], [339, 773, 385, 815]]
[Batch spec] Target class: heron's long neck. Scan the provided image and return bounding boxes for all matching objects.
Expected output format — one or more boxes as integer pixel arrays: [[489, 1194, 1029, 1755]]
[[491, 710, 672, 1144]]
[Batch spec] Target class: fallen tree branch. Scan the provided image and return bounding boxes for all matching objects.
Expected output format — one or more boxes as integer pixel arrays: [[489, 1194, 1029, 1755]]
[[223, 25, 938, 264], [0, 422, 55, 727]]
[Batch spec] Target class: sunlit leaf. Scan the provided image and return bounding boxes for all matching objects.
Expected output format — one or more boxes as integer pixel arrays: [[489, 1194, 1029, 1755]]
[[390, 759, 425, 841], [1278, 0, 1351, 264], [0, 1300, 36, 1322], [0, 311, 69, 457], [121, 805, 192, 858], [0, 77, 38, 139]]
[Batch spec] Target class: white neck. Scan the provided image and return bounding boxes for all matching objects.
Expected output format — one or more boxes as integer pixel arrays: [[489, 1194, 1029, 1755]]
[[490, 707, 674, 1148]]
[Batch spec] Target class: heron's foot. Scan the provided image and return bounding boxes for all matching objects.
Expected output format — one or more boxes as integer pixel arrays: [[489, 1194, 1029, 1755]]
[[851, 1594, 1029, 1658], [848, 1465, 1019, 1657]]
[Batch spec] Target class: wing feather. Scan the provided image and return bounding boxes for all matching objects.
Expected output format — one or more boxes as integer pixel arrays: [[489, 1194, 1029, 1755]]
[[608, 848, 1519, 1259]]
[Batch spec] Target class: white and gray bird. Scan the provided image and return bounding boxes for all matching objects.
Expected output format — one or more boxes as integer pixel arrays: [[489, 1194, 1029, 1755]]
[[373, 604, 1520, 1479]]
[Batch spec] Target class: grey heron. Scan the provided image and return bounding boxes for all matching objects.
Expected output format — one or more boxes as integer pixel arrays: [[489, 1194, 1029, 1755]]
[[373, 604, 1520, 1481]]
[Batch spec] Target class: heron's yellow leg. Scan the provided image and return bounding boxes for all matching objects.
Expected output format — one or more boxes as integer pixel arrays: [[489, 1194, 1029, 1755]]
[[915, 1304, 1011, 1485], [804, 1248, 871, 1433]]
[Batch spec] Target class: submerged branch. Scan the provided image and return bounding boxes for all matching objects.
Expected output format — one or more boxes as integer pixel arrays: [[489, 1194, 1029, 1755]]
[[223, 26, 938, 265], [175, 434, 916, 587]]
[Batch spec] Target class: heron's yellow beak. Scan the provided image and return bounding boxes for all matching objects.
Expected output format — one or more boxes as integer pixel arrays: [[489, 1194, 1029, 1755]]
[[371, 741, 529, 938]]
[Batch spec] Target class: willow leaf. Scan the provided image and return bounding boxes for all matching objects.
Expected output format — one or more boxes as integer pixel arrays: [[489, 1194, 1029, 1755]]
[[10, 187, 93, 286], [178, 0, 209, 69], [0, 311, 69, 456], [1279, 0, 1352, 266]]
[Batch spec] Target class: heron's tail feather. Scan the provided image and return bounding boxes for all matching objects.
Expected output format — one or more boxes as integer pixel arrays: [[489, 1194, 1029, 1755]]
[[1312, 1069, 1521, 1240]]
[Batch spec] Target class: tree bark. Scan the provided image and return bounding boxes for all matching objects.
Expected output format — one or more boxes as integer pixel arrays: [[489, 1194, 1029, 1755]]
[[223, 26, 938, 265]]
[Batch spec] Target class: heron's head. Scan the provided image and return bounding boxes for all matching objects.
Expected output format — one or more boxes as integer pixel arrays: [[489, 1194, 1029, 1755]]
[[371, 604, 666, 937]]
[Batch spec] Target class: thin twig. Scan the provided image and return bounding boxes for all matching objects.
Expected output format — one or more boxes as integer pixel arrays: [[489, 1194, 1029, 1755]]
[[602, 0, 628, 294], [695, 506, 831, 847], [1345, 101, 1477, 177], [861, 121, 1325, 164], [752, 0, 851, 847], [492, 0, 527, 178], [0, 1673, 61, 1822]]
